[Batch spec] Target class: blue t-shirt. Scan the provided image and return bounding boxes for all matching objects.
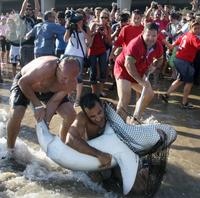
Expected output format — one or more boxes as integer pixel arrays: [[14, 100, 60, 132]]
[[29, 21, 65, 56], [55, 25, 67, 51]]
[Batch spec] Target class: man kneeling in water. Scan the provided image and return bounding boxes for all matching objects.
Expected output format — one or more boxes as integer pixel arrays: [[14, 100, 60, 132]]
[[66, 93, 112, 169]]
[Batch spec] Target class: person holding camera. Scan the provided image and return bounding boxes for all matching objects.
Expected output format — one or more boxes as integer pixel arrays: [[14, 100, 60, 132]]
[[89, 10, 112, 96], [64, 10, 92, 107], [110, 2, 119, 26], [145, 2, 169, 31]]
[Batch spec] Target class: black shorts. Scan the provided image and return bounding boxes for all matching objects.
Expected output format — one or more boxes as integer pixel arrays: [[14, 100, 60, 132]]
[[0, 37, 10, 52], [10, 72, 69, 108]]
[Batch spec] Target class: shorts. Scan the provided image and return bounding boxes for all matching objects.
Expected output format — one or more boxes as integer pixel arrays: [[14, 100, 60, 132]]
[[20, 45, 34, 67], [174, 58, 195, 83], [9, 45, 20, 64], [0, 37, 10, 52], [10, 72, 69, 108], [114, 59, 137, 83]]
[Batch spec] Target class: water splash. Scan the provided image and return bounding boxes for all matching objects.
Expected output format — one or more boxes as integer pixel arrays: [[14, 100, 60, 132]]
[[143, 115, 159, 124], [0, 109, 118, 198], [0, 109, 8, 138]]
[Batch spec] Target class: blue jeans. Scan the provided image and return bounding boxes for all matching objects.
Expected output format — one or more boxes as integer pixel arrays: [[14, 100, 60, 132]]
[[89, 52, 107, 84]]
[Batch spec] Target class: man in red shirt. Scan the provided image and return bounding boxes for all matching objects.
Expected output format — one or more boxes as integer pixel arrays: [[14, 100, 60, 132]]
[[145, 3, 169, 31], [109, 9, 144, 60], [114, 22, 163, 123], [161, 20, 200, 108]]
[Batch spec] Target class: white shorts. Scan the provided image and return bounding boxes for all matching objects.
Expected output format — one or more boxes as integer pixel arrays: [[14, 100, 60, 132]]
[[9, 45, 20, 64]]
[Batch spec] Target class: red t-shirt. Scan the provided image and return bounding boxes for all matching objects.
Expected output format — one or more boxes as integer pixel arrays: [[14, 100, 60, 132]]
[[174, 32, 200, 62], [88, 33, 106, 56], [146, 19, 168, 31], [114, 35, 163, 83], [162, 19, 170, 30], [114, 24, 144, 48], [157, 32, 166, 44]]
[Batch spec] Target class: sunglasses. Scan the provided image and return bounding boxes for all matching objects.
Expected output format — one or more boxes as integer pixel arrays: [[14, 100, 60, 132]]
[[101, 16, 108, 19]]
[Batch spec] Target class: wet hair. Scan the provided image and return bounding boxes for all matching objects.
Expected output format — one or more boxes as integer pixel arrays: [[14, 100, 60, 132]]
[[80, 93, 102, 111], [144, 22, 159, 32]]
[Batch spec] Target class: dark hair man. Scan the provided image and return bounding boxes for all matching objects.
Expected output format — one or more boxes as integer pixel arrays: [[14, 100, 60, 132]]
[[114, 22, 164, 123], [66, 93, 112, 168]]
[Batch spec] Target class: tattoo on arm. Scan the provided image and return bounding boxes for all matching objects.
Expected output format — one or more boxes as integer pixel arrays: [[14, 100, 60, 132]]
[[125, 55, 136, 65]]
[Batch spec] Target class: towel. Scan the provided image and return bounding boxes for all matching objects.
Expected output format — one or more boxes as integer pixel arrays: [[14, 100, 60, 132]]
[[105, 104, 177, 154]]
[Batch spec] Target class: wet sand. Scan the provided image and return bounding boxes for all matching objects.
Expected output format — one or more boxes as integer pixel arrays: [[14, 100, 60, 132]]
[[0, 65, 200, 198]]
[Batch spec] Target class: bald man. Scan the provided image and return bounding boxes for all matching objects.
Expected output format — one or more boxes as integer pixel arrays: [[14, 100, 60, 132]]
[[6, 55, 80, 152]]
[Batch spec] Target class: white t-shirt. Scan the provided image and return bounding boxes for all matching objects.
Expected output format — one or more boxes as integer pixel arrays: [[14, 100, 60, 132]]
[[0, 24, 8, 37], [64, 31, 87, 58]]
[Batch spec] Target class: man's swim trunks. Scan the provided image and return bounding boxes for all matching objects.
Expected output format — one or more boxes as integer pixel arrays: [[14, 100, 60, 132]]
[[10, 72, 69, 108]]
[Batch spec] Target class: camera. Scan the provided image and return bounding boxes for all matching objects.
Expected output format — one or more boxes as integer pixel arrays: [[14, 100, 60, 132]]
[[65, 10, 83, 32], [99, 26, 104, 31], [112, 2, 118, 11], [151, 1, 158, 9], [68, 22, 77, 32]]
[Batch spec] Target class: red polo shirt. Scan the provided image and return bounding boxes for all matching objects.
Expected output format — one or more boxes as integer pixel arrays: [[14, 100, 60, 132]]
[[114, 35, 163, 83], [114, 24, 144, 48], [174, 32, 200, 62]]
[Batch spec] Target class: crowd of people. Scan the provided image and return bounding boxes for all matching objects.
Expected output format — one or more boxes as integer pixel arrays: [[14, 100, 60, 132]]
[[0, 0, 199, 166]]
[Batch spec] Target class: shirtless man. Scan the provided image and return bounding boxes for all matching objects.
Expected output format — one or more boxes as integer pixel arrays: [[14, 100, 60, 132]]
[[6, 56, 80, 153], [66, 93, 112, 168]]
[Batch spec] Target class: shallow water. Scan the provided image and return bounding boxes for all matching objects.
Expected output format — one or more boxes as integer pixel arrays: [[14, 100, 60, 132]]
[[1, 74, 200, 198], [0, 110, 119, 198]]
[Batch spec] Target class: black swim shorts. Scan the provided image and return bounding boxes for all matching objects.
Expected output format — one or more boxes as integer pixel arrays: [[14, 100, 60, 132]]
[[10, 72, 69, 108]]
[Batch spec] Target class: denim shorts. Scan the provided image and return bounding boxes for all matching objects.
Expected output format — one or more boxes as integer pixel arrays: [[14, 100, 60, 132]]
[[174, 58, 195, 83], [74, 56, 84, 83]]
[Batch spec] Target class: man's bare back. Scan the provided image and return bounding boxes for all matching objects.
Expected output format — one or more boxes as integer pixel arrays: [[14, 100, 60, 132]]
[[7, 55, 80, 150], [21, 56, 66, 93]]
